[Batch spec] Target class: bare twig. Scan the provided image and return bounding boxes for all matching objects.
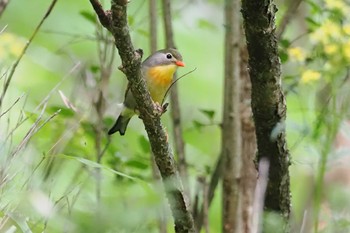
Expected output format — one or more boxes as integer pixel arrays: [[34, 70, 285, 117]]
[[89, 0, 111, 30], [0, 0, 58, 106], [251, 158, 270, 233], [276, 0, 303, 40], [89, 0, 195, 232], [161, 68, 197, 106], [149, 1, 168, 232], [0, 93, 25, 118], [149, 0, 157, 53], [161, 0, 190, 202], [195, 153, 224, 231], [0, 0, 10, 18]]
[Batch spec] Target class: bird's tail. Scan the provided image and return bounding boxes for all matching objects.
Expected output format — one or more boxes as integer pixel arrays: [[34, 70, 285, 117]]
[[108, 115, 131, 135]]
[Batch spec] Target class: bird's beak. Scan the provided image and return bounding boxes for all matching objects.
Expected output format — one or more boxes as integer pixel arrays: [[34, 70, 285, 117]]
[[175, 60, 185, 67]]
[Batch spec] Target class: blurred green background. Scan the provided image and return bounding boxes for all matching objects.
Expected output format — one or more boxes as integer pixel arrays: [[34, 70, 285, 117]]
[[1, 0, 350, 232]]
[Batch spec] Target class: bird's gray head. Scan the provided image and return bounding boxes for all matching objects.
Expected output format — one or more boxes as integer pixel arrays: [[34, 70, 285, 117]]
[[142, 48, 184, 68]]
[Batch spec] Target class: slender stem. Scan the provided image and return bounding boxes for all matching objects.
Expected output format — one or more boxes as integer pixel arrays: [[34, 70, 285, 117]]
[[161, 0, 190, 202]]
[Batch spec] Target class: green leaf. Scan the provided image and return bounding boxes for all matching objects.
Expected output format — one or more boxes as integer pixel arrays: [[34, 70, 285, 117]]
[[56, 154, 142, 182], [138, 135, 150, 153], [305, 0, 322, 13], [199, 109, 215, 121], [193, 120, 205, 130], [136, 29, 149, 38], [305, 17, 320, 29], [90, 65, 100, 74], [125, 159, 148, 170], [197, 19, 217, 31], [128, 15, 134, 26], [279, 39, 290, 49], [279, 50, 289, 63], [48, 106, 74, 117], [79, 11, 96, 24]]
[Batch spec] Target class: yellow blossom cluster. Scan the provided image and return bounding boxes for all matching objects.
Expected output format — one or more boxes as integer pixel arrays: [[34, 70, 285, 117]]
[[0, 32, 24, 61], [301, 69, 321, 84]]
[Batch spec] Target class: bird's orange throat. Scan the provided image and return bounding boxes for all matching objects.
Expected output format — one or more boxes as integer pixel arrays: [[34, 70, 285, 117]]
[[146, 64, 177, 103], [147, 64, 177, 86]]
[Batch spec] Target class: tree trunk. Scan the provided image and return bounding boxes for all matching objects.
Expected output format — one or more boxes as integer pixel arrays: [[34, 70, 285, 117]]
[[240, 41, 257, 233], [241, 0, 291, 230]]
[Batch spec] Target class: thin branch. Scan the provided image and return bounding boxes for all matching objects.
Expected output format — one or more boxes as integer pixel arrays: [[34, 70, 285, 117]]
[[0, 0, 58, 106], [0, 0, 9, 18], [0, 93, 25, 118], [149, 0, 157, 53], [222, 0, 242, 231], [251, 158, 270, 233], [90, 0, 195, 232], [276, 0, 303, 40], [89, 0, 111, 30], [195, 153, 224, 231], [149, 1, 168, 232], [161, 0, 190, 201]]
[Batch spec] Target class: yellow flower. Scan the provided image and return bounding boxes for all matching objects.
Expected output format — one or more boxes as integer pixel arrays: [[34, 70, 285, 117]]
[[325, 0, 348, 14], [310, 20, 341, 44], [324, 44, 338, 55], [343, 25, 350, 35], [301, 70, 321, 84], [287, 47, 306, 62], [0, 32, 24, 59], [343, 40, 350, 61]]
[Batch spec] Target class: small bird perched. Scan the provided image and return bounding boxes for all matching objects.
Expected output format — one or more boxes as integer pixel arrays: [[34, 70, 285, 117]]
[[108, 48, 185, 136]]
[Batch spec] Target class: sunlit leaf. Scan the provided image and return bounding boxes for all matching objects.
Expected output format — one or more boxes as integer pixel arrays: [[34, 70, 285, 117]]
[[139, 135, 150, 153], [136, 29, 149, 38], [193, 120, 205, 130], [279, 50, 289, 63], [305, 17, 320, 29], [197, 19, 217, 31], [279, 39, 290, 49], [56, 154, 143, 182], [199, 109, 215, 121], [125, 159, 148, 170], [79, 11, 96, 24]]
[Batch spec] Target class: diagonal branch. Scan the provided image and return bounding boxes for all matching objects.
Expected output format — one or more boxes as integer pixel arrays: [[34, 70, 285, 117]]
[[276, 0, 303, 40], [89, 0, 111, 30], [89, 0, 195, 232], [0, 0, 10, 18]]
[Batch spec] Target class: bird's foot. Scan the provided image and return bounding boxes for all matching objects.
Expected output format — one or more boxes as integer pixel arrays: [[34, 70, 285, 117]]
[[162, 103, 169, 113], [153, 102, 168, 116]]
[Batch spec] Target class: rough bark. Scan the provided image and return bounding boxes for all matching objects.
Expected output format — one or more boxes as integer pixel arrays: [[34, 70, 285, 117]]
[[240, 41, 257, 233], [89, 1, 195, 232], [222, 0, 242, 232], [161, 0, 190, 199], [241, 0, 291, 228]]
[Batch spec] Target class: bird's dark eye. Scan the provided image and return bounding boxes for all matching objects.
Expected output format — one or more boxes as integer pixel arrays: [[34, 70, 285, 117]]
[[166, 53, 172, 59]]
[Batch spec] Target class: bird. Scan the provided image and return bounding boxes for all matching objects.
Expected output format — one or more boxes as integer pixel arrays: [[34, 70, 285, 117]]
[[108, 48, 185, 136]]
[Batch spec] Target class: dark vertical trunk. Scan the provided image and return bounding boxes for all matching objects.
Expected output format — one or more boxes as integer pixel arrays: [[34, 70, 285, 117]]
[[241, 0, 291, 230]]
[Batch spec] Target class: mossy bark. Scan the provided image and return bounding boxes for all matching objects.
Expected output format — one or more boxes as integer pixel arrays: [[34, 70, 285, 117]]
[[241, 0, 291, 229]]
